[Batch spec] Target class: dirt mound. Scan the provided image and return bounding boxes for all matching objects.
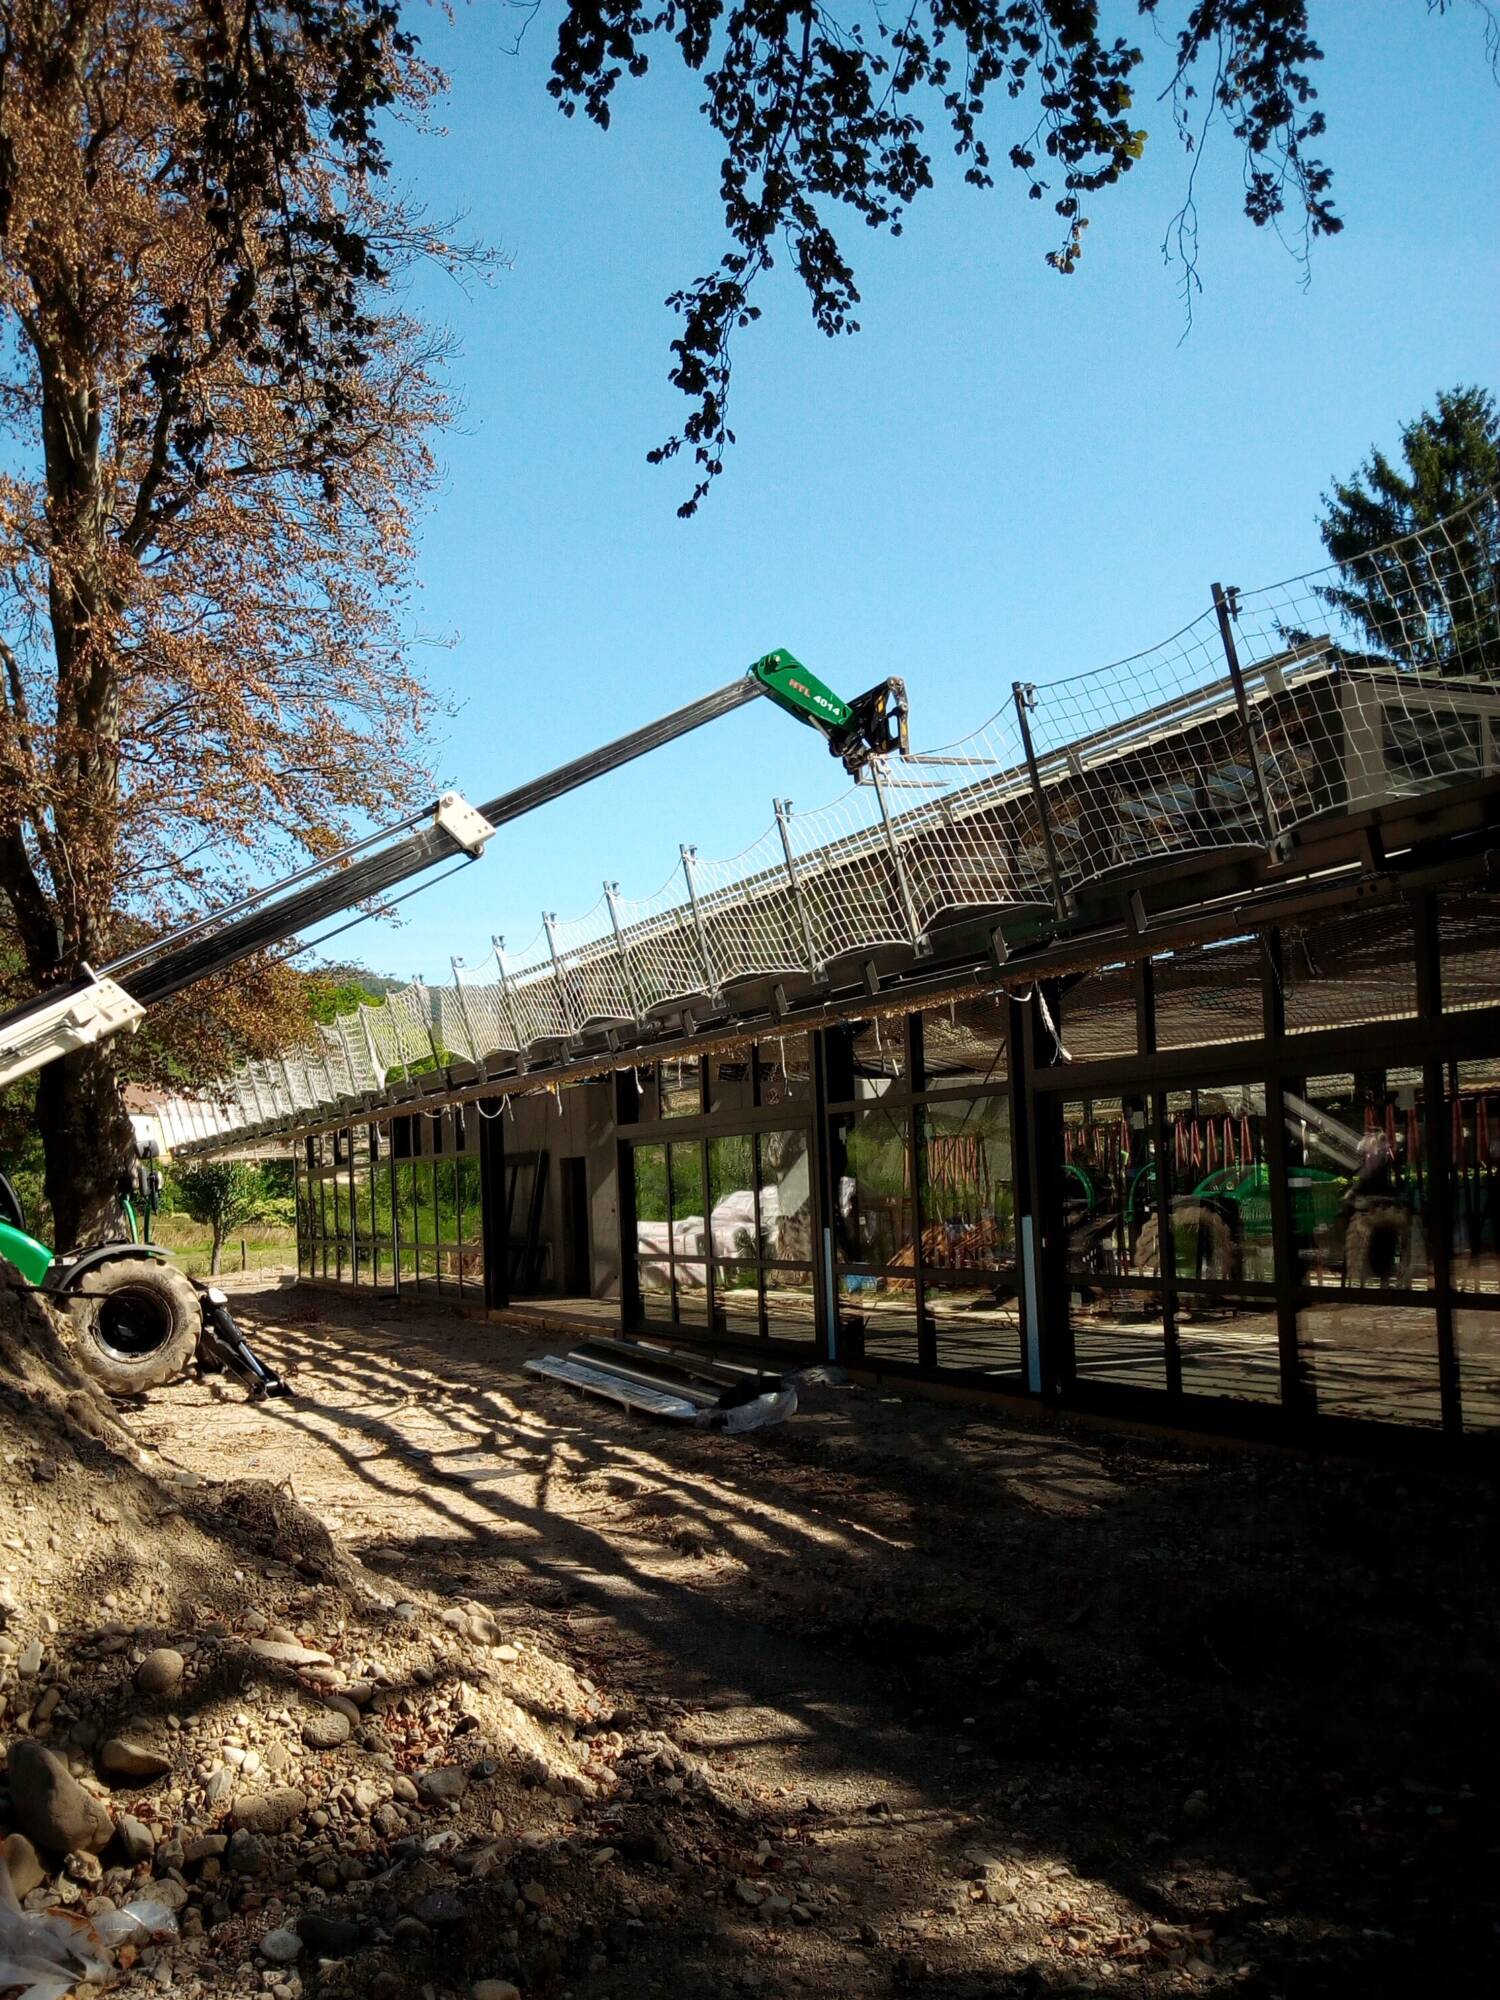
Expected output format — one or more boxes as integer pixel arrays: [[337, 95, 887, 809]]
[[0, 1281, 720, 2000]]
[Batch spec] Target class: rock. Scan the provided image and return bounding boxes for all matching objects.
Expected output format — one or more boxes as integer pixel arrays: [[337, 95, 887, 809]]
[[392, 1916, 431, 1945], [116, 1814, 157, 1864], [205, 1765, 234, 1806], [227, 1829, 268, 1877], [416, 1767, 467, 1804], [472, 1984, 522, 2000], [17, 1639, 43, 1676], [135, 1648, 185, 1696], [296, 1912, 367, 1957], [301, 1710, 351, 1751], [229, 1786, 307, 1834], [183, 1835, 228, 1865], [2, 1832, 45, 1898], [136, 1876, 187, 1913], [100, 1737, 172, 1782], [249, 1639, 334, 1670], [32, 1457, 59, 1483], [412, 1889, 466, 1928], [6, 1740, 114, 1855], [260, 1928, 302, 1964], [391, 1775, 419, 1804]]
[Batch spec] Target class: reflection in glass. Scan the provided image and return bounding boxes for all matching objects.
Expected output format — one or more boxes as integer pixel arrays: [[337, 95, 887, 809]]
[[919, 1097, 1014, 1273], [834, 1106, 913, 1266], [712, 1263, 760, 1342], [1286, 1075, 1431, 1289], [759, 1130, 814, 1262], [1300, 1301, 1441, 1427], [1456, 1310, 1500, 1430], [668, 1144, 706, 1291], [763, 1271, 817, 1347], [1449, 1061, 1500, 1293], [708, 1135, 758, 1269], [1177, 1294, 1281, 1401], [1071, 1289, 1169, 1392], [757, 1033, 813, 1107], [918, 996, 1008, 1091], [633, 1144, 671, 1303], [839, 1278, 918, 1361], [924, 1280, 1023, 1379], [1064, 1096, 1155, 1279]]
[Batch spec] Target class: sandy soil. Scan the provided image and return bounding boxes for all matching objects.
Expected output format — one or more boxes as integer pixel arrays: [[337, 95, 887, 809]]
[[94, 1276, 1493, 1998]]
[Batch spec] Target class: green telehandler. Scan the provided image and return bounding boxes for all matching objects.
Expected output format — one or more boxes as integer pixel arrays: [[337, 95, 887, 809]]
[[0, 650, 909, 1400]]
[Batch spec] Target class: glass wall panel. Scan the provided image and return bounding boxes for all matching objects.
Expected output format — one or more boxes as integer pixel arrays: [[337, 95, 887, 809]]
[[839, 1279, 918, 1362], [1157, 1082, 1270, 1285], [919, 1096, 1014, 1272], [1072, 1290, 1170, 1393], [1455, 1309, 1500, 1430], [633, 1144, 672, 1309], [1286, 1073, 1433, 1290], [1154, 939, 1264, 1050], [1300, 1301, 1441, 1427], [924, 1280, 1023, 1379], [659, 1058, 703, 1117], [759, 1130, 814, 1262], [849, 1018, 905, 1094], [455, 1155, 483, 1292], [1064, 1095, 1155, 1279], [1176, 1294, 1281, 1402], [1447, 1059, 1500, 1292], [1060, 965, 1137, 1061], [763, 1271, 817, 1347], [833, 1105, 912, 1267], [919, 996, 1008, 1091], [707, 1134, 758, 1265], [708, 1056, 755, 1117], [757, 1033, 813, 1108], [712, 1263, 760, 1342]]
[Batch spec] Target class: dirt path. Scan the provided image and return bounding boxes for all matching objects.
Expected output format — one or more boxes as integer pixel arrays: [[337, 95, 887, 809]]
[[134, 1280, 1498, 1997]]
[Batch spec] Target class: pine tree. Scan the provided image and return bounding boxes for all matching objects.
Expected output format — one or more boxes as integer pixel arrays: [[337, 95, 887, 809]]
[[1318, 388, 1500, 676]]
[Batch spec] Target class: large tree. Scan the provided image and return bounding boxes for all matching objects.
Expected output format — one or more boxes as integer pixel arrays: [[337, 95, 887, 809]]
[[0, 2, 459, 1245], [1318, 385, 1499, 674]]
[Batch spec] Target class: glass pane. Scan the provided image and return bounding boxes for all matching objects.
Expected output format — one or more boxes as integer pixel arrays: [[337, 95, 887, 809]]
[[669, 1144, 706, 1289], [456, 1156, 483, 1291], [759, 1129, 814, 1261], [632, 1145, 672, 1305], [763, 1270, 817, 1346], [919, 997, 1008, 1091], [839, 1277, 918, 1362], [1448, 1059, 1500, 1292], [1286, 1075, 1431, 1289], [1439, 889, 1500, 1015], [756, 1033, 813, 1108], [834, 1106, 913, 1266], [1299, 1301, 1441, 1427], [919, 1096, 1014, 1273], [1154, 938, 1264, 1050], [708, 1057, 755, 1117], [712, 1264, 761, 1342], [1284, 906, 1417, 1033], [849, 1017, 905, 1094], [1151, 1083, 1271, 1285], [1064, 1095, 1154, 1279], [925, 1279, 1023, 1380], [1071, 1288, 1169, 1393], [707, 1135, 758, 1263], [1059, 964, 1137, 1061], [659, 1058, 702, 1117], [1456, 1309, 1500, 1430], [1176, 1294, 1281, 1402]]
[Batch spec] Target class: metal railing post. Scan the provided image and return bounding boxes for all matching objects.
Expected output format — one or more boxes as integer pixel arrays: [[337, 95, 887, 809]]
[[413, 980, 445, 1073], [542, 912, 579, 1039], [1211, 581, 1278, 843], [1012, 682, 1068, 916], [357, 1005, 386, 1090], [774, 799, 823, 978], [871, 759, 929, 954], [492, 935, 529, 1064], [680, 845, 721, 999], [605, 882, 647, 1025], [450, 956, 484, 1064]]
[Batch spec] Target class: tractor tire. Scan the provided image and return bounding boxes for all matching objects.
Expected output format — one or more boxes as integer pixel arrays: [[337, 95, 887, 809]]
[[1134, 1202, 1236, 1282], [1344, 1204, 1411, 1287], [65, 1260, 200, 1398]]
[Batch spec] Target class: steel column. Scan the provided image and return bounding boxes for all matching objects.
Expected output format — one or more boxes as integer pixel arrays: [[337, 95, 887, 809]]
[[1012, 683, 1068, 917], [1211, 582, 1278, 843], [604, 883, 647, 1025], [871, 760, 928, 953], [774, 799, 823, 978], [680, 845, 721, 999]]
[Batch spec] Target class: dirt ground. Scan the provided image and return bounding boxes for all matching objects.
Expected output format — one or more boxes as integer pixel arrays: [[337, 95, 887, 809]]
[[98, 1277, 1493, 1998]]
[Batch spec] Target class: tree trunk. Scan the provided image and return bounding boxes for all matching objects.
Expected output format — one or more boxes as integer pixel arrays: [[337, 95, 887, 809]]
[[211, 1227, 225, 1277], [35, 1045, 134, 1250]]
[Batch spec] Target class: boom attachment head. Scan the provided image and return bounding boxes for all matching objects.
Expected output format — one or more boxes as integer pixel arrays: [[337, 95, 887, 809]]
[[747, 649, 910, 775]]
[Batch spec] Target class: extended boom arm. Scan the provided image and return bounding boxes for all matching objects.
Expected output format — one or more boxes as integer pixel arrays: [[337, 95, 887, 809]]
[[0, 652, 909, 1089]]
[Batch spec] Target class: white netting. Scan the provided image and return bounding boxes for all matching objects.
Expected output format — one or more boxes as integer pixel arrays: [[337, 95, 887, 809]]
[[179, 488, 1498, 1140]]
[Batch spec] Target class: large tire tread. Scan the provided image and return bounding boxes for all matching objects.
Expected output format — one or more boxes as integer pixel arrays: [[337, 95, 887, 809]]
[[65, 1259, 200, 1398]]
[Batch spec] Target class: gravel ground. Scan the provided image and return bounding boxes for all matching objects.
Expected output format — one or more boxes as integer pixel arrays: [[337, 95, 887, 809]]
[[4, 1275, 1496, 1998]]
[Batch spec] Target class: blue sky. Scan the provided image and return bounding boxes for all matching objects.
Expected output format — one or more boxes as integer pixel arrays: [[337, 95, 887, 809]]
[[348, 3, 1500, 982]]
